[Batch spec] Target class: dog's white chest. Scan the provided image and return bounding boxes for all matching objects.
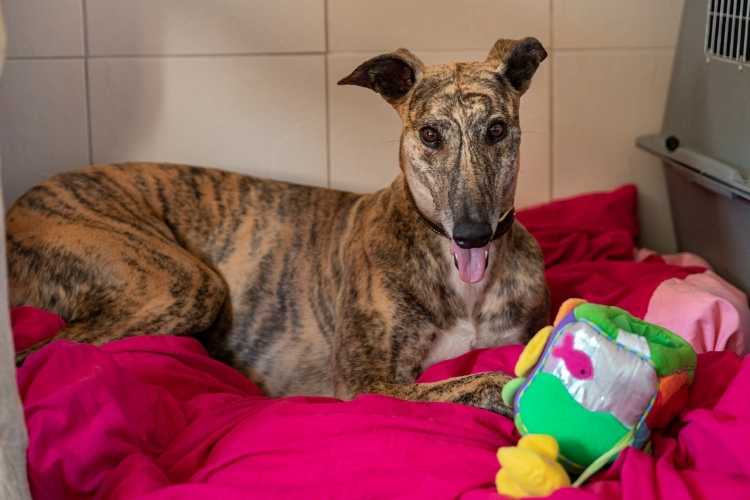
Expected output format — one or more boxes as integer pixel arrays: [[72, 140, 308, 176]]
[[422, 319, 479, 370], [420, 252, 488, 370]]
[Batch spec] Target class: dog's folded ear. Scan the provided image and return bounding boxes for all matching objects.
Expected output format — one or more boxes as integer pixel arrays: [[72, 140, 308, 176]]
[[486, 37, 547, 94], [338, 49, 424, 106]]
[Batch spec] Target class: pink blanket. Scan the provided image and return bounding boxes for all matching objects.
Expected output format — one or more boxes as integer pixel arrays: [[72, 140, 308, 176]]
[[14, 186, 750, 499]]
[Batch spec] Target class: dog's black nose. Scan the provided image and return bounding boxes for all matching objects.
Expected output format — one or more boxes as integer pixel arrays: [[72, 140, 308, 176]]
[[452, 221, 493, 249]]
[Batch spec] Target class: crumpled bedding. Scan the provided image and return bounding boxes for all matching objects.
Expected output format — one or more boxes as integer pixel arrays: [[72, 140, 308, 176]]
[[14, 185, 750, 499]]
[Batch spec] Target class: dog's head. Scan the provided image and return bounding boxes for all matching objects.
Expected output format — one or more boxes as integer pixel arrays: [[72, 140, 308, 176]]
[[339, 38, 547, 283]]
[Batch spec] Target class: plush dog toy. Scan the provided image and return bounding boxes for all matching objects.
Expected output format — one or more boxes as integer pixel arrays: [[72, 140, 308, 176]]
[[496, 299, 697, 498]]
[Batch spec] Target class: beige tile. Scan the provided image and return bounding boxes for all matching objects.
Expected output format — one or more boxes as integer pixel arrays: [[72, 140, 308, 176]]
[[88, 55, 327, 187], [4, 0, 84, 57], [517, 131, 551, 208], [328, 0, 551, 52], [328, 51, 550, 207], [0, 60, 89, 206], [553, 49, 677, 252], [553, 0, 684, 49], [327, 54, 401, 193], [86, 0, 325, 56]]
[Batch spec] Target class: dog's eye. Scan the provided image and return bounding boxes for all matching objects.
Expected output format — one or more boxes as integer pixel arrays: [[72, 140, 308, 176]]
[[486, 121, 507, 144], [419, 126, 441, 148]]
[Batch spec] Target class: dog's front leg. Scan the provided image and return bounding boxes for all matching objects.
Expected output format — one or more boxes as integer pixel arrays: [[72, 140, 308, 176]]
[[369, 372, 514, 417], [336, 349, 514, 417], [332, 297, 514, 417]]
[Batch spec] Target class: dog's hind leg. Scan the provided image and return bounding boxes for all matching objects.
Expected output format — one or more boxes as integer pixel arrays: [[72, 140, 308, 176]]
[[8, 215, 228, 364]]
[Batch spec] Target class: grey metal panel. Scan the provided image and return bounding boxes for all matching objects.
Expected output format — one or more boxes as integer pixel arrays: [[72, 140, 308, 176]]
[[638, 0, 750, 293], [663, 161, 750, 293], [663, 0, 750, 179], [637, 133, 750, 197]]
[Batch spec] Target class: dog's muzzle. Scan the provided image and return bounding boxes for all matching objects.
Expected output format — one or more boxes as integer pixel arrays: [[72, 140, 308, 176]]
[[452, 221, 493, 249], [405, 184, 515, 284], [448, 209, 514, 283]]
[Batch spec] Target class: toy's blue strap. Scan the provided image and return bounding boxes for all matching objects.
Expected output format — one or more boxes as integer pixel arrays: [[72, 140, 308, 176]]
[[572, 430, 634, 487]]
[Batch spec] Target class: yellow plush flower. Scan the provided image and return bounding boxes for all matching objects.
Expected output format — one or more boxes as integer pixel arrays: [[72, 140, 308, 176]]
[[496, 435, 571, 498]]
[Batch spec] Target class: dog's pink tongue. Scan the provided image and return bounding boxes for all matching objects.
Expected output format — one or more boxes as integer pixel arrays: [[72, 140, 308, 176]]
[[451, 242, 489, 284]]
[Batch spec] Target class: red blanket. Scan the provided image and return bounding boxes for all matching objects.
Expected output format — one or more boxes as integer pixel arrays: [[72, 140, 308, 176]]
[[15, 186, 750, 499]]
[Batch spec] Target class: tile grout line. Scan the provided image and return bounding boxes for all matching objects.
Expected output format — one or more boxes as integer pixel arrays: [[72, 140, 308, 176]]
[[551, 46, 678, 52], [81, 0, 94, 165], [7, 52, 327, 60], [549, 0, 555, 201], [7, 56, 87, 60], [4, 46, 678, 62], [324, 0, 332, 189]]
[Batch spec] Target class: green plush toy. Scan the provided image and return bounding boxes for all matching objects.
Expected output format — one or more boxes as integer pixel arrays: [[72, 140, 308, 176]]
[[496, 299, 697, 498]]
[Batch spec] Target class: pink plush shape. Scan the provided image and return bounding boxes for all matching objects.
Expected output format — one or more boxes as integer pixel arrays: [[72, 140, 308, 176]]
[[552, 333, 594, 379], [645, 272, 750, 355]]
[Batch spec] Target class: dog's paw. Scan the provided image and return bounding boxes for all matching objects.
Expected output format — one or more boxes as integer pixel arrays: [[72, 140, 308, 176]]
[[451, 372, 515, 417]]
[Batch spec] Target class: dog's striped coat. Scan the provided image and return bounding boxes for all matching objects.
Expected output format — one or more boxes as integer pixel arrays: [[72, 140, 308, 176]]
[[8, 38, 549, 415]]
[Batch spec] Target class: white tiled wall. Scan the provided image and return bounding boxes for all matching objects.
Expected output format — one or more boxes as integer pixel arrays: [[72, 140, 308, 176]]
[[88, 55, 328, 186], [327, 0, 551, 51], [553, 49, 678, 252], [4, 0, 84, 57], [0, 59, 89, 204], [553, 0, 684, 49], [0, 0, 684, 251], [86, 0, 325, 55]]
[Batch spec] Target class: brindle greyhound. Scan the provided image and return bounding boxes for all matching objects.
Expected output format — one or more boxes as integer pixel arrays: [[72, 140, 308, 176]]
[[7, 37, 549, 416]]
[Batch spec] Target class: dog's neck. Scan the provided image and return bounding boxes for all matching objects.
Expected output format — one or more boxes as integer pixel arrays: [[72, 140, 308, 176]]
[[386, 174, 445, 244]]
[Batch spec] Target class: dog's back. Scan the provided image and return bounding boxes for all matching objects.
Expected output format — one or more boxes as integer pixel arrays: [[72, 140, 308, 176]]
[[7, 162, 363, 395]]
